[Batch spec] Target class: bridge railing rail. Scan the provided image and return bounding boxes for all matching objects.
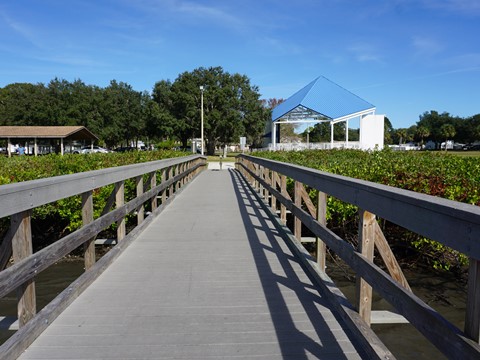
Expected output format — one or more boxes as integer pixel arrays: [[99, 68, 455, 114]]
[[0, 154, 206, 359], [236, 154, 480, 360]]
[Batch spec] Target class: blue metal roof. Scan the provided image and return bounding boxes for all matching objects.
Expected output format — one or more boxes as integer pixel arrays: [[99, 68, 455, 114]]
[[271, 76, 375, 122]]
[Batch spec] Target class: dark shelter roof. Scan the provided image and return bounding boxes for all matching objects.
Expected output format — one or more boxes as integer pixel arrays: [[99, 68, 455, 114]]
[[271, 76, 375, 122], [0, 126, 98, 141]]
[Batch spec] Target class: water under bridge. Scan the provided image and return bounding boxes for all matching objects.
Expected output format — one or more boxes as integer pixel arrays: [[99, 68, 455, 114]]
[[0, 154, 479, 359]]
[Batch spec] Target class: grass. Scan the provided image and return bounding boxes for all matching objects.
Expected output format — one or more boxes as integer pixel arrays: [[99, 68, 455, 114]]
[[443, 150, 480, 157], [206, 152, 242, 163], [206, 155, 236, 162]]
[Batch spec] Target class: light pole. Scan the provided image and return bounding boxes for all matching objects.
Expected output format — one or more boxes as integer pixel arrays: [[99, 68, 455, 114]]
[[200, 85, 204, 156]]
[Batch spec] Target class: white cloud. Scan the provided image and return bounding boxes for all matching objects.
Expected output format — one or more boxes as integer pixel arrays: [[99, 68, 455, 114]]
[[0, 11, 43, 48], [421, 0, 480, 15], [122, 0, 245, 29], [348, 43, 384, 63], [412, 36, 444, 56]]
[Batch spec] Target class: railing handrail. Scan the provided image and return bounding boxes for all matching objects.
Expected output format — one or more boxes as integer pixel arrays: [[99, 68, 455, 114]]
[[0, 154, 203, 219], [0, 154, 207, 360], [240, 154, 480, 260], [236, 154, 480, 360]]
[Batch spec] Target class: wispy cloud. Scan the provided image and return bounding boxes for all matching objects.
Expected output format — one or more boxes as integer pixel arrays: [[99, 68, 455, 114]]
[[445, 53, 480, 68], [352, 67, 480, 90], [421, 0, 480, 15], [122, 0, 245, 29], [412, 36, 444, 56], [348, 43, 384, 63], [0, 11, 43, 48]]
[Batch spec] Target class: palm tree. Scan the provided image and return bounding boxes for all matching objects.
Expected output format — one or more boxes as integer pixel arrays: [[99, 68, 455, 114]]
[[416, 126, 430, 147], [396, 128, 407, 145], [440, 124, 456, 152]]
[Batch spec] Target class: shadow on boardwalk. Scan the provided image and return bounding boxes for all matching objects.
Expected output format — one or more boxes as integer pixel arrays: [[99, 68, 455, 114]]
[[229, 169, 364, 359]]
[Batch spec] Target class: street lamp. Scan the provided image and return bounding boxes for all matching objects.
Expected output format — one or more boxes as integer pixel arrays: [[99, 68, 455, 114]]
[[200, 85, 204, 156]]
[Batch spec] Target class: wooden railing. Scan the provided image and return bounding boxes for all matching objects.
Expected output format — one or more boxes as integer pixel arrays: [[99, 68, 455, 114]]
[[0, 154, 206, 359], [236, 154, 480, 360]]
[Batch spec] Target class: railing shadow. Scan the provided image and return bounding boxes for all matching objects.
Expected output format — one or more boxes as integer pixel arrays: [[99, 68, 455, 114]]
[[228, 168, 360, 359]]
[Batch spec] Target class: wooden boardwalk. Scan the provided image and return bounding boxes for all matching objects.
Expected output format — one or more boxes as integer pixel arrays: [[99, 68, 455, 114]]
[[18, 167, 366, 359]]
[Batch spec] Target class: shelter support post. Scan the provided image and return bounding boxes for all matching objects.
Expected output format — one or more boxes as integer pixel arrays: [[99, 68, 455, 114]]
[[271, 121, 277, 150], [330, 123, 334, 147], [7, 137, 12, 158], [34, 138, 38, 157], [60, 138, 64, 155], [346, 119, 349, 146]]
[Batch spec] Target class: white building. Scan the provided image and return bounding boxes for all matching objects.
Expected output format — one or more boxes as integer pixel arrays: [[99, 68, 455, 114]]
[[270, 76, 384, 151]]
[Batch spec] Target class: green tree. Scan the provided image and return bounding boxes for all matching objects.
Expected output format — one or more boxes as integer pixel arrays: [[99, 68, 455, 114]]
[[383, 116, 394, 145], [416, 126, 430, 146], [395, 128, 407, 145], [440, 123, 456, 152], [166, 66, 267, 154], [100, 80, 144, 147]]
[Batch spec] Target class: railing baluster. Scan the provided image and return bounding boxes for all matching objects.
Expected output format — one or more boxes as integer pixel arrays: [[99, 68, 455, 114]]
[[280, 174, 287, 225], [82, 191, 95, 270], [151, 171, 157, 210], [115, 181, 126, 241], [465, 258, 480, 343], [316, 191, 327, 272], [136, 175, 144, 224], [169, 167, 174, 198], [294, 181, 302, 240], [356, 209, 376, 326], [11, 210, 36, 327], [271, 171, 277, 212]]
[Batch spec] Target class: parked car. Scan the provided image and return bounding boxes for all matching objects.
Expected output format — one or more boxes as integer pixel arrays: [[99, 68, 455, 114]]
[[114, 146, 136, 152], [463, 144, 480, 151], [73, 146, 109, 154]]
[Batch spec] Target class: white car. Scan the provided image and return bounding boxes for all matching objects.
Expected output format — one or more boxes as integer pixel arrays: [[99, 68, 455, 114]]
[[74, 146, 110, 154]]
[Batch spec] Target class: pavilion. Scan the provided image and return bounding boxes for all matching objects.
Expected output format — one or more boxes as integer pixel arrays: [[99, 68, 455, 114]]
[[0, 126, 99, 156], [271, 76, 384, 150]]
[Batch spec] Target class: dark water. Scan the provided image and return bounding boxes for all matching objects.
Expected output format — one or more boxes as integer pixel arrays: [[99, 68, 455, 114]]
[[327, 260, 467, 360], [0, 259, 84, 345], [0, 259, 467, 359]]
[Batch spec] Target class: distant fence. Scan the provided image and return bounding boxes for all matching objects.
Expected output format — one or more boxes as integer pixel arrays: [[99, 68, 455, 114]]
[[254, 141, 362, 152], [0, 154, 206, 359], [236, 154, 480, 360]]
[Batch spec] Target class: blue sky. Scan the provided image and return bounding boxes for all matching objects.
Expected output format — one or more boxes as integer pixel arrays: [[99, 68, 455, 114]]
[[0, 0, 479, 129]]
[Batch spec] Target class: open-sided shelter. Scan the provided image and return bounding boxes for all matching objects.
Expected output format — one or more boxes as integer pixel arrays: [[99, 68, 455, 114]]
[[0, 126, 99, 156], [271, 76, 384, 150]]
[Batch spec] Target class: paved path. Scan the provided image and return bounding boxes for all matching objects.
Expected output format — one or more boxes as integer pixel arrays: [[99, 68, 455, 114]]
[[19, 168, 365, 359]]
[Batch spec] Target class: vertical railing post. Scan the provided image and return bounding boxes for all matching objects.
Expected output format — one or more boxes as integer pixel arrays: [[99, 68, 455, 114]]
[[271, 171, 277, 212], [294, 181, 302, 240], [151, 171, 157, 210], [161, 169, 167, 204], [280, 174, 287, 225], [264, 168, 270, 202], [169, 167, 174, 198], [465, 258, 480, 343], [82, 191, 95, 270], [356, 209, 376, 325], [181, 162, 186, 186], [136, 175, 144, 224], [316, 191, 327, 272], [11, 211, 36, 327], [115, 181, 126, 241]]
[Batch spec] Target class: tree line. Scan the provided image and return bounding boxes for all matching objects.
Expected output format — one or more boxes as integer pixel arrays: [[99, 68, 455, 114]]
[[386, 111, 480, 146], [0, 67, 270, 154], [2, 68, 478, 151]]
